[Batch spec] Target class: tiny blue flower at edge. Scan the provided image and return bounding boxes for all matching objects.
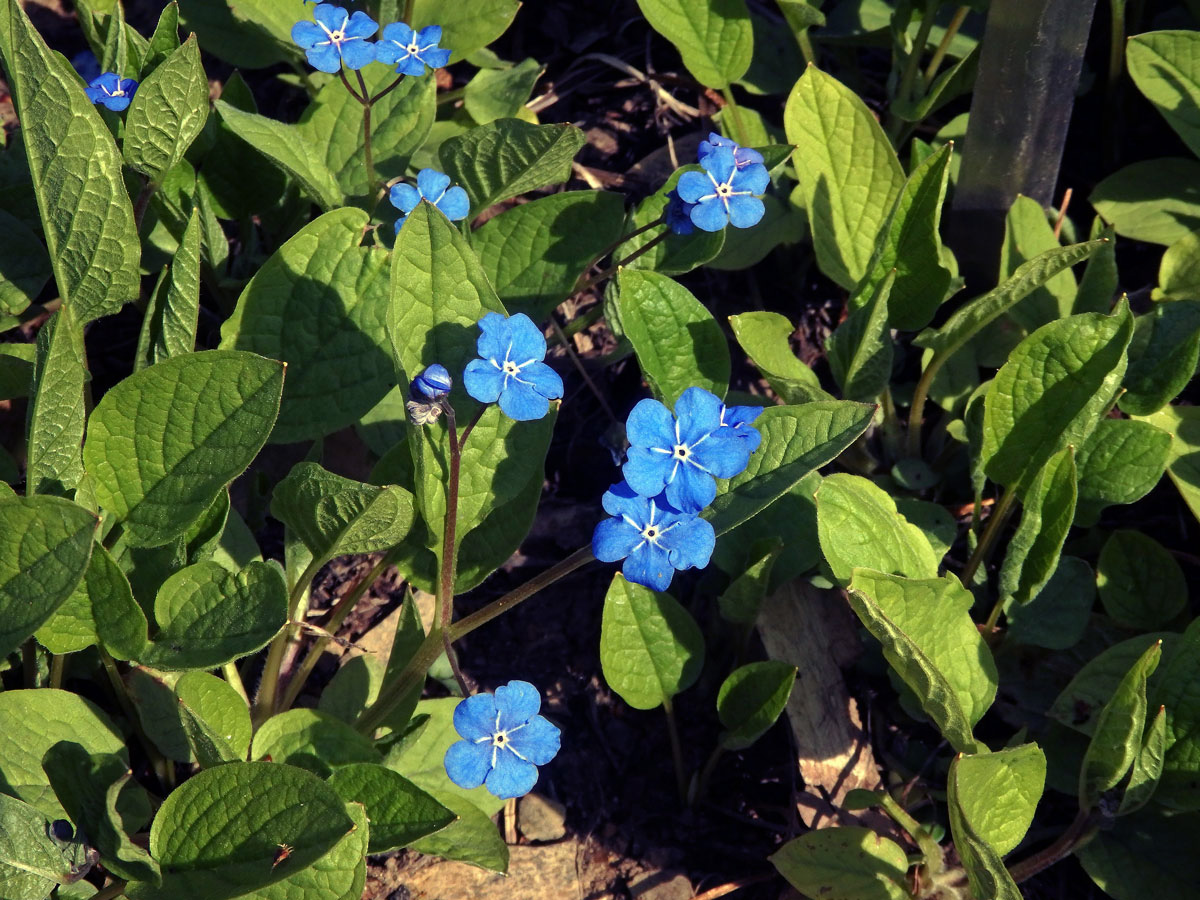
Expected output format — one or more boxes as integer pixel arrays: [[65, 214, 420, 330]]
[[390, 168, 470, 232], [592, 481, 715, 591], [444, 681, 561, 799], [665, 189, 696, 236], [376, 22, 451, 76], [463, 312, 564, 422], [85, 73, 138, 112], [412, 363, 452, 400], [291, 3, 378, 74], [676, 146, 770, 233], [698, 132, 765, 170]]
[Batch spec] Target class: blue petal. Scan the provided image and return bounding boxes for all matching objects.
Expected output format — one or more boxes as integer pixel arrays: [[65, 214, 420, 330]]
[[674, 387, 724, 445], [390, 182, 421, 213], [306, 43, 343, 73], [312, 3, 347, 31], [665, 191, 696, 235], [506, 313, 548, 363], [463, 358, 503, 403], [734, 147, 766, 169], [700, 146, 737, 183], [622, 447, 674, 500], [416, 24, 443, 44], [601, 481, 650, 520], [444, 739, 492, 789], [723, 405, 762, 428], [344, 10, 378, 38], [381, 21, 413, 44], [119, 79, 139, 97], [423, 47, 452, 69], [518, 361, 563, 400], [485, 747, 539, 799], [693, 429, 754, 479], [625, 398, 676, 450], [727, 194, 765, 229], [498, 378, 550, 421], [413, 364, 452, 398], [393, 214, 409, 235], [90, 72, 121, 93], [454, 692, 498, 740], [662, 515, 715, 571], [417, 168, 451, 200], [475, 312, 511, 362], [394, 55, 428, 76], [689, 197, 728, 232], [676, 170, 715, 204], [592, 516, 642, 562], [340, 39, 376, 70], [437, 185, 470, 220], [291, 20, 325, 47], [698, 132, 736, 160], [373, 41, 402, 64], [495, 680, 541, 730], [508, 715, 560, 765], [732, 162, 770, 195], [623, 542, 674, 591], [665, 462, 716, 514], [102, 94, 131, 111], [84, 86, 105, 104]]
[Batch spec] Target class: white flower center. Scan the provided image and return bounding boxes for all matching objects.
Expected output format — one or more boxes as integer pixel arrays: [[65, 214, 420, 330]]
[[328, 29, 345, 42], [672, 443, 690, 460], [106, 86, 124, 97], [716, 182, 733, 196], [407, 41, 422, 54], [503, 360, 520, 376]]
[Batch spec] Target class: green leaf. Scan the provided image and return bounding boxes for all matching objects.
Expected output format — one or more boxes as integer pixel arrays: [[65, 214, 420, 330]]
[[1127, 31, 1200, 158], [1074, 419, 1170, 526], [0, 208, 49, 316], [0, 689, 125, 819], [388, 200, 506, 385], [1138, 404, 1200, 525], [1157, 230, 1200, 300], [1121, 300, 1200, 414], [439, 119, 585, 215], [707, 193, 805, 271], [999, 446, 1076, 606], [214, 101, 344, 210], [1091, 158, 1200, 246], [297, 66, 435, 199], [407, 792, 508, 873], [890, 44, 979, 123], [950, 744, 1046, 856], [271, 462, 414, 565], [617, 167, 724, 276], [999, 194, 1077, 331], [616, 269, 730, 406], [123, 36, 208, 183], [1149, 617, 1200, 808], [707, 402, 874, 536], [716, 661, 796, 751], [83, 350, 284, 547], [236, 802, 368, 900], [1119, 705, 1168, 815], [473, 190, 627, 320], [847, 569, 996, 753], [0, 495, 96, 658], [784, 65, 905, 290], [1076, 221, 1119, 313], [946, 755, 1023, 900], [981, 305, 1133, 493], [41, 743, 160, 884], [892, 498, 956, 562], [1097, 530, 1187, 629], [827, 269, 895, 402], [145, 209, 201, 366], [251, 709, 381, 776], [0, 343, 35, 402], [410, 0, 520, 63], [769, 827, 911, 900], [1080, 640, 1161, 811], [127, 762, 356, 900], [35, 540, 143, 657], [1006, 555, 1094, 650], [175, 671, 252, 768], [139, 560, 286, 670], [856, 143, 953, 330], [25, 306, 86, 496], [815, 474, 939, 585], [143, 2, 180, 72], [0, 793, 89, 899], [599, 573, 705, 710], [728, 311, 828, 403], [634, 0, 753, 89], [717, 541, 781, 624], [1048, 633, 1174, 737], [1078, 807, 1200, 900], [463, 57, 542, 123], [0, 0, 140, 324], [327, 763, 454, 853], [177, 0, 304, 69]]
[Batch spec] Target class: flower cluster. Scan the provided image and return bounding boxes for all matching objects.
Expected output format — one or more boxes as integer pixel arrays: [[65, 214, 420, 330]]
[[291, 4, 450, 75], [593, 388, 762, 590], [85, 73, 138, 112], [666, 133, 770, 234]]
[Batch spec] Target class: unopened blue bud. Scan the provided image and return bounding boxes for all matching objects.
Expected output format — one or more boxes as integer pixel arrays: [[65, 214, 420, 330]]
[[413, 364, 453, 399]]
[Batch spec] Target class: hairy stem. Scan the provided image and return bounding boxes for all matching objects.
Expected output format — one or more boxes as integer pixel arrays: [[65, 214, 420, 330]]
[[254, 557, 324, 725]]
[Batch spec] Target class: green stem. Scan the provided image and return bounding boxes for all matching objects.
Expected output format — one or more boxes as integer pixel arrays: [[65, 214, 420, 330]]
[[132, 180, 155, 232], [720, 85, 749, 147], [922, 5, 970, 87], [574, 214, 667, 291], [554, 305, 605, 343], [355, 71, 376, 199], [906, 349, 947, 459], [1108, 0, 1127, 95], [973, 491, 1020, 626], [254, 557, 324, 725], [878, 790, 944, 876], [662, 698, 689, 804], [22, 639, 36, 688], [49, 653, 65, 690], [1007, 809, 1098, 883], [887, 0, 938, 139], [223, 662, 250, 707], [691, 746, 724, 808], [575, 231, 671, 293]]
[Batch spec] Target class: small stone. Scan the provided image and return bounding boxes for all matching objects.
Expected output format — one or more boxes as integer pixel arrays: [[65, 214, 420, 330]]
[[517, 792, 567, 842], [628, 871, 692, 900]]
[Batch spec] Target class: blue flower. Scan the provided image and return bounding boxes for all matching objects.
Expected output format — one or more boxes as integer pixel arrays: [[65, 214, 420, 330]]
[[664, 189, 696, 236], [463, 313, 564, 421], [592, 482, 715, 590], [444, 681, 560, 799], [291, 4, 378, 73], [412, 363, 452, 399], [676, 147, 769, 232], [720, 403, 764, 452], [84, 73, 138, 111], [390, 169, 470, 231], [698, 132, 765, 170], [623, 387, 756, 513], [376, 22, 451, 75], [72, 51, 101, 84]]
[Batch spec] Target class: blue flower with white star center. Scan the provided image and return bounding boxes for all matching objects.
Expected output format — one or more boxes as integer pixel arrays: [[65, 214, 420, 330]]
[[444, 681, 561, 799], [698, 132, 765, 170], [376, 22, 451, 76], [84, 73, 138, 111], [592, 481, 715, 590], [720, 403, 764, 451], [390, 168, 470, 231], [622, 387, 756, 514], [291, 4, 378, 73], [676, 147, 769, 232], [463, 313, 564, 421]]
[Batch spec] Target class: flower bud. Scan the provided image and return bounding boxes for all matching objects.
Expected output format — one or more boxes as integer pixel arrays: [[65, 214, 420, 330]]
[[412, 363, 452, 399]]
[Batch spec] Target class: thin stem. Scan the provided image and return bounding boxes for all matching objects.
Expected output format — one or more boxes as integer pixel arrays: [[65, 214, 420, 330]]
[[355, 626, 446, 734], [22, 639, 36, 688], [402, 0, 414, 23], [1007, 809, 1098, 883], [878, 790, 944, 875], [355, 70, 376, 198], [443, 634, 471, 696], [223, 662, 250, 707], [553, 305, 605, 344], [575, 231, 671, 293], [720, 85, 750, 147], [922, 5, 970, 87], [550, 317, 620, 428], [1108, 0, 1127, 96], [49, 653, 65, 690], [887, 0, 938, 139], [132, 180, 155, 232], [906, 350, 946, 458], [437, 402, 462, 638], [255, 557, 324, 724], [662, 698, 689, 804], [574, 214, 667, 290], [691, 874, 777, 900], [691, 746, 724, 808], [369, 74, 406, 105], [970, 491, 1020, 626], [1052, 187, 1073, 241], [338, 67, 366, 103], [91, 879, 129, 900], [458, 405, 487, 450]]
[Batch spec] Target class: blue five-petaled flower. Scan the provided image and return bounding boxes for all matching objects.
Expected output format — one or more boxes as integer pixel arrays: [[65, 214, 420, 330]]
[[376, 22, 451, 75], [85, 73, 138, 111], [463, 313, 564, 421], [676, 146, 769, 232], [623, 387, 755, 514], [444, 681, 561, 799], [698, 132, 765, 170], [291, 4, 378, 73], [390, 169, 470, 231], [592, 482, 715, 591]]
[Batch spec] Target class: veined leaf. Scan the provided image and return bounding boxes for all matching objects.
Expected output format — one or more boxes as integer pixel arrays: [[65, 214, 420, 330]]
[[236, 802, 368, 900], [635, 0, 753, 89], [770, 828, 911, 900], [1006, 555, 1094, 651], [410, 0, 520, 63], [1098, 530, 1187, 629], [716, 661, 796, 750], [1091, 158, 1200, 246], [951, 744, 1046, 856], [729, 311, 828, 403], [999, 446, 1076, 606], [0, 208, 50, 316], [463, 57, 542, 123], [251, 709, 381, 776], [1074, 419, 1170, 526], [618, 166, 725, 276], [1001, 194, 1077, 331], [1077, 807, 1200, 899], [1119, 705, 1168, 815], [327, 763, 454, 854], [0, 793, 89, 899], [827, 268, 895, 402], [1127, 30, 1200, 158], [177, 0, 304, 69], [946, 755, 1024, 900], [146, 209, 201, 366], [1138, 405, 1200, 525], [1120, 299, 1200, 415], [123, 35, 209, 183], [25, 306, 86, 496], [175, 670, 252, 769]]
